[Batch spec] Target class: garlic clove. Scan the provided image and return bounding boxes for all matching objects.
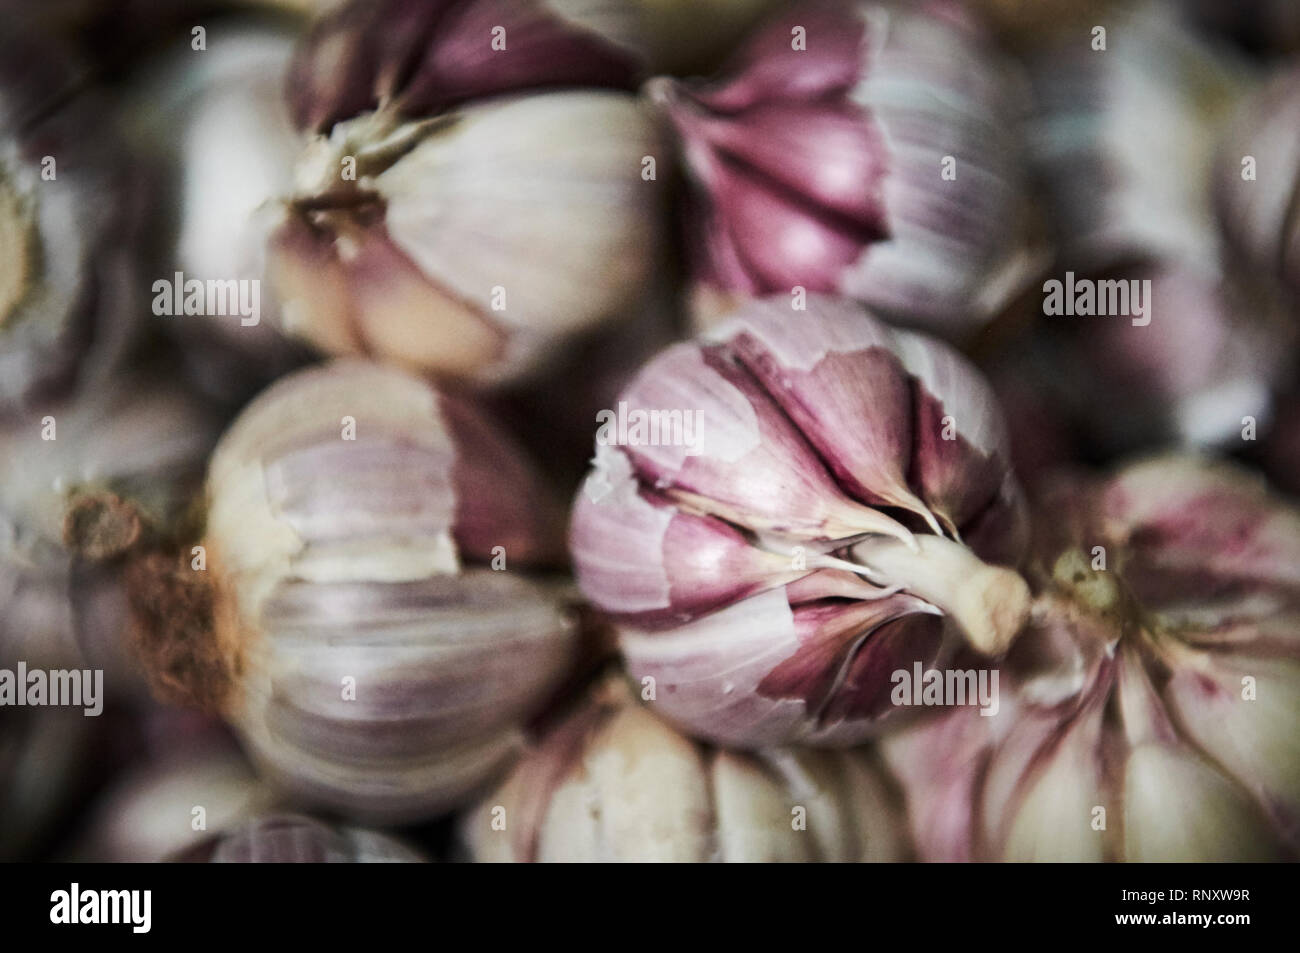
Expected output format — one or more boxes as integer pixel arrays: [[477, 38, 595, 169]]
[[462, 673, 907, 861], [892, 328, 1012, 537], [621, 586, 939, 746], [615, 339, 914, 543], [1101, 456, 1300, 597], [998, 700, 1110, 863], [536, 702, 713, 862], [685, 0, 866, 111], [1123, 743, 1278, 863], [757, 596, 942, 728], [715, 298, 938, 528], [1162, 653, 1300, 843], [711, 750, 816, 862], [571, 459, 803, 625]]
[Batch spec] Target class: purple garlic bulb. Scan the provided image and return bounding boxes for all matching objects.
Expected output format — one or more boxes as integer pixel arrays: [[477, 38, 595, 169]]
[[131, 361, 578, 822], [570, 295, 1031, 748], [884, 456, 1300, 862], [265, 0, 669, 385], [654, 0, 1026, 338]]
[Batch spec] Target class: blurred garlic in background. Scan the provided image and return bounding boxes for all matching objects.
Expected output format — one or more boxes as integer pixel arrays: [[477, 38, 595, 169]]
[[130, 361, 579, 822], [70, 719, 273, 862], [0, 367, 223, 692], [268, 0, 669, 385], [985, 2, 1295, 459], [175, 813, 428, 862], [1214, 64, 1300, 302], [462, 674, 908, 862], [0, 29, 144, 418], [655, 0, 1027, 339], [884, 457, 1300, 861], [570, 296, 1030, 747], [122, 20, 312, 406], [990, 263, 1295, 458], [0, 708, 99, 860], [1026, 2, 1248, 270]]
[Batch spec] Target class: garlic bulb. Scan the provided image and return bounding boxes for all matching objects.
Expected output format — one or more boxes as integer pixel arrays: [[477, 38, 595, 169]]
[[1027, 2, 1248, 272], [269, 88, 667, 385], [0, 368, 222, 687], [462, 675, 908, 862], [1214, 65, 1300, 299], [125, 22, 310, 405], [655, 0, 1026, 338], [131, 361, 578, 822], [0, 55, 141, 417], [73, 728, 273, 862], [176, 814, 427, 863], [267, 0, 670, 385], [883, 456, 1300, 862], [1000, 262, 1294, 456], [570, 295, 1030, 747]]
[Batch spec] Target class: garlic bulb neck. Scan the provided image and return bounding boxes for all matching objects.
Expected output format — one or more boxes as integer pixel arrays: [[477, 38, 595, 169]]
[[849, 534, 1030, 655]]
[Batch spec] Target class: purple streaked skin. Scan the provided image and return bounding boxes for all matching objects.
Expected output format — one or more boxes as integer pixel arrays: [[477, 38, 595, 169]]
[[148, 362, 577, 823], [570, 295, 1029, 746], [883, 457, 1300, 862], [656, 0, 1023, 336], [287, 0, 642, 134]]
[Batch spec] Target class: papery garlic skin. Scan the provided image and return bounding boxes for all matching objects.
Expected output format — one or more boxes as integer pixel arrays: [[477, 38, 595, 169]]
[[136, 361, 576, 823], [0, 370, 222, 688], [287, 0, 644, 134], [462, 675, 908, 862], [269, 90, 667, 385], [125, 22, 310, 405], [177, 814, 426, 863], [657, 0, 1025, 338], [883, 456, 1300, 862], [1214, 65, 1300, 299], [570, 295, 1030, 747]]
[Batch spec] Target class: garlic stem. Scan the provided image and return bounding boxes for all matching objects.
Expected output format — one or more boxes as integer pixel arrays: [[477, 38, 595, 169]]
[[849, 535, 1031, 655]]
